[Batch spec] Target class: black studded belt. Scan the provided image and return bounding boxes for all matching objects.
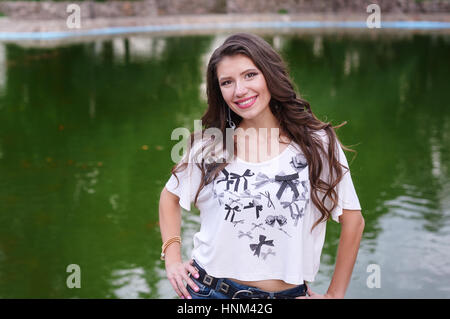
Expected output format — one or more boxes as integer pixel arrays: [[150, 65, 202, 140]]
[[191, 260, 307, 299]]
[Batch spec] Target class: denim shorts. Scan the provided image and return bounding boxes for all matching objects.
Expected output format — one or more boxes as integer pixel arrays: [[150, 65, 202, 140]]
[[186, 265, 307, 299]]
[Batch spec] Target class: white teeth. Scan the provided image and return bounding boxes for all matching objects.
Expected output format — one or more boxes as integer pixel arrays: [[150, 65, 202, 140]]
[[237, 97, 256, 106]]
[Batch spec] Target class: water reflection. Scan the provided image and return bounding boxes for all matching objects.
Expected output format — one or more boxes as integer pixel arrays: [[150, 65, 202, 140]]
[[312, 35, 323, 57], [111, 267, 150, 299], [367, 181, 450, 297], [0, 32, 449, 298], [343, 49, 359, 76], [109, 37, 167, 64], [272, 35, 286, 52], [0, 43, 5, 99], [74, 164, 100, 202]]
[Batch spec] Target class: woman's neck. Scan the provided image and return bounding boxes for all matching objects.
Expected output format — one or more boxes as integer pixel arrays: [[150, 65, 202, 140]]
[[237, 111, 289, 144], [238, 109, 280, 132]]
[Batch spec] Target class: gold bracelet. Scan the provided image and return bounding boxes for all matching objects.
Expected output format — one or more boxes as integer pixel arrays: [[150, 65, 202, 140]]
[[160, 236, 181, 261]]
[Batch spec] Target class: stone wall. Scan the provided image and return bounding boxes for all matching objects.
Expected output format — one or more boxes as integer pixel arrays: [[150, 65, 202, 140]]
[[0, 0, 158, 19], [155, 0, 227, 15], [226, 0, 450, 14], [0, 0, 449, 20]]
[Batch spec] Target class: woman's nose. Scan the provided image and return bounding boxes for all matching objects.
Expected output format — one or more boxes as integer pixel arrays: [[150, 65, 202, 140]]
[[234, 81, 248, 97]]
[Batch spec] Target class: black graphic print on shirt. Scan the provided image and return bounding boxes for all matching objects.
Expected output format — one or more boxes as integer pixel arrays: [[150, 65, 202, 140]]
[[274, 172, 300, 199], [290, 153, 308, 172], [224, 202, 241, 222], [244, 200, 263, 219], [250, 235, 274, 257], [217, 168, 255, 192], [265, 214, 291, 237], [258, 190, 275, 210], [213, 153, 310, 260]]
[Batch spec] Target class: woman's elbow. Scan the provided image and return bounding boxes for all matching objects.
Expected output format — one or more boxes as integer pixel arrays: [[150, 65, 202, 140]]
[[341, 210, 365, 234], [359, 214, 365, 233], [353, 212, 365, 235]]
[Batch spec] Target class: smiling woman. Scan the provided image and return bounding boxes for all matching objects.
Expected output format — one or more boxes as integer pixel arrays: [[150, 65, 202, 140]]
[[159, 32, 364, 299], [218, 56, 271, 115]]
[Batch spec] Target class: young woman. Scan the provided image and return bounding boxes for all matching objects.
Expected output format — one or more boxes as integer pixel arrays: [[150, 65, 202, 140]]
[[159, 33, 364, 299]]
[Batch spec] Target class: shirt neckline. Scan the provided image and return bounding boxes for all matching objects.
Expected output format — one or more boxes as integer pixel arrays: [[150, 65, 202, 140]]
[[235, 141, 294, 165]]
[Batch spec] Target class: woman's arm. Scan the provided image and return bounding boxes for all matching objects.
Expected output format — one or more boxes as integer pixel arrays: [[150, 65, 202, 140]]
[[159, 187, 183, 263], [299, 209, 365, 299], [326, 209, 365, 298], [159, 187, 199, 299]]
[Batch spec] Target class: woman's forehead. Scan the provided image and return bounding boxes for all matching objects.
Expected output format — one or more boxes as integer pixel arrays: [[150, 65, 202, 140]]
[[216, 55, 258, 78]]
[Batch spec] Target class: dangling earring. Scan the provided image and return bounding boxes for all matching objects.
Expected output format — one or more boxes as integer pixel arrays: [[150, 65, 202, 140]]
[[227, 107, 236, 130]]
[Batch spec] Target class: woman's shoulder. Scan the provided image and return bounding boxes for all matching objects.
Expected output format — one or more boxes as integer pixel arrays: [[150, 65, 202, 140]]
[[289, 128, 331, 150], [287, 129, 328, 153], [310, 128, 340, 152], [312, 128, 329, 143]]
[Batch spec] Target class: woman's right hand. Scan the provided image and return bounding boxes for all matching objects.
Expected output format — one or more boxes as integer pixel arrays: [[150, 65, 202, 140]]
[[166, 259, 200, 299]]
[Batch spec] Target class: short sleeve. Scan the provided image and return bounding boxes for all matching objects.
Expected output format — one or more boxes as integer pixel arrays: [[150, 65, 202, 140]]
[[316, 130, 362, 223], [164, 145, 203, 212], [330, 142, 362, 222]]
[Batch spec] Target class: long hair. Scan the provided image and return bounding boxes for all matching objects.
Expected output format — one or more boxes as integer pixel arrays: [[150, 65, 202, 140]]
[[170, 33, 355, 230]]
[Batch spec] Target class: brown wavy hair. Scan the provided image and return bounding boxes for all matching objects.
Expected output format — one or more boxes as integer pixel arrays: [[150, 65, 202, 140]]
[[170, 33, 356, 230]]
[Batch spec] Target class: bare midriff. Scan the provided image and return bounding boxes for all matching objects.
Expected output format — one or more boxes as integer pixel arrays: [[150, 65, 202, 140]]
[[227, 278, 299, 292]]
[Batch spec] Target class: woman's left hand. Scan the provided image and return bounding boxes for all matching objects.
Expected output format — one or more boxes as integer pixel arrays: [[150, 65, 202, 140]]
[[296, 284, 340, 299]]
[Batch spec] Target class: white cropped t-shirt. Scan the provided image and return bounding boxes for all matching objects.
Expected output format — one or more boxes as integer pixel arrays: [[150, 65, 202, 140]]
[[164, 130, 362, 284]]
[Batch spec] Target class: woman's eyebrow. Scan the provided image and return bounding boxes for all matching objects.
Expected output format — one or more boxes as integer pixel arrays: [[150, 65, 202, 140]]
[[218, 68, 258, 81]]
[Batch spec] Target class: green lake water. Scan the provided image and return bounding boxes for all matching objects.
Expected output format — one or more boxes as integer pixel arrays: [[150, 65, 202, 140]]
[[0, 31, 449, 298]]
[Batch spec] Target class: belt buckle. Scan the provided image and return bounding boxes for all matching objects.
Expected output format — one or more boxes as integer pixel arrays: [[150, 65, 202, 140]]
[[218, 282, 229, 294], [202, 274, 213, 286], [232, 289, 253, 299]]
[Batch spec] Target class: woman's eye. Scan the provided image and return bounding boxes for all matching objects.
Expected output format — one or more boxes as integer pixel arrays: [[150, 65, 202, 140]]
[[246, 72, 258, 79], [220, 80, 231, 86]]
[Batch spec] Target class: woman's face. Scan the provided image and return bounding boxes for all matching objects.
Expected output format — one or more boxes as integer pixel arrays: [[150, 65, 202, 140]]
[[216, 54, 272, 125]]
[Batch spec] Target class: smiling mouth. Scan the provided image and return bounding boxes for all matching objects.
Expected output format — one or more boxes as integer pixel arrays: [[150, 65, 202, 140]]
[[234, 96, 257, 109]]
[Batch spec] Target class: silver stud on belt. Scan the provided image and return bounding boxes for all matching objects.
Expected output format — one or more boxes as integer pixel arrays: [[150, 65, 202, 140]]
[[218, 282, 229, 294], [202, 274, 213, 286]]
